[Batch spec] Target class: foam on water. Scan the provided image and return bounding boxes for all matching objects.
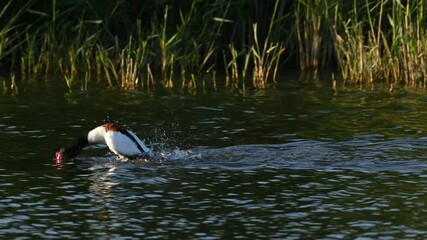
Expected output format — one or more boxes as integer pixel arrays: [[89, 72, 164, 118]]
[[60, 135, 427, 174]]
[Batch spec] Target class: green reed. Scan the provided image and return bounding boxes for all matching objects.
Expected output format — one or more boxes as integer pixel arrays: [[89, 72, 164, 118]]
[[221, 0, 285, 89], [1, 1, 35, 72], [1, 0, 295, 90], [251, 7, 285, 88], [330, 0, 427, 88], [295, 0, 322, 72], [4, 0, 427, 91]]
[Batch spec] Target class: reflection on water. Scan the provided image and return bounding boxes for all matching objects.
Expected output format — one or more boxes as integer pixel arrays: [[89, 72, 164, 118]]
[[2, 81, 427, 238], [2, 137, 427, 239]]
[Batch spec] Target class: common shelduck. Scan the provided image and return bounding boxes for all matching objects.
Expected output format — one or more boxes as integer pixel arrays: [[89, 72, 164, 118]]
[[56, 123, 156, 162]]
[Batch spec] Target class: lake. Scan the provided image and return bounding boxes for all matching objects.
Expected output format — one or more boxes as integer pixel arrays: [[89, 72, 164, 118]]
[[1, 77, 427, 239]]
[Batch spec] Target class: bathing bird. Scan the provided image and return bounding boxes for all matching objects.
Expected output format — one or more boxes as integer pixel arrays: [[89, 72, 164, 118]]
[[56, 123, 156, 162]]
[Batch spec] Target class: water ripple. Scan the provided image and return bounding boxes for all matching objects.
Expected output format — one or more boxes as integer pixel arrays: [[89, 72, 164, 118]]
[[2, 137, 427, 238]]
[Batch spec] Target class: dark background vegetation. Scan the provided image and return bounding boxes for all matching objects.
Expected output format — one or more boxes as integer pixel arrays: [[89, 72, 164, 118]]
[[1, 0, 427, 90]]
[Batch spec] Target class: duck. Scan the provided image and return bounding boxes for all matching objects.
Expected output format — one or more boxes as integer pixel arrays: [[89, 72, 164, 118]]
[[56, 123, 156, 162]]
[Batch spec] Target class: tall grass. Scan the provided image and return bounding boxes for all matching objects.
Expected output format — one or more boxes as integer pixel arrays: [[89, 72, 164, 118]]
[[0, 0, 35, 72], [330, 0, 427, 89], [2, 0, 427, 91], [251, 0, 285, 88]]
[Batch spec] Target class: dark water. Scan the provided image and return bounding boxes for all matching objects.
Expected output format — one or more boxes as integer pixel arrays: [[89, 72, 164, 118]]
[[2, 79, 427, 239]]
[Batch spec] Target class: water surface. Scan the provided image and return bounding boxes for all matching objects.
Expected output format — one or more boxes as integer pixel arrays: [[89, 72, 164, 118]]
[[1, 80, 427, 238]]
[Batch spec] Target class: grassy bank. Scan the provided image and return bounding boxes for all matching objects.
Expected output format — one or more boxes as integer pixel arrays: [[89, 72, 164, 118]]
[[1, 0, 427, 91]]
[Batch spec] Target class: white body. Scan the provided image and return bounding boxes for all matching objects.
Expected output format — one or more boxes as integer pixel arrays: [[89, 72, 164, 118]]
[[87, 125, 154, 158]]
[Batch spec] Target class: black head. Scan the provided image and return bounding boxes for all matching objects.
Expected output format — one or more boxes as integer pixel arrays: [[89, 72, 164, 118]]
[[55, 135, 89, 161]]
